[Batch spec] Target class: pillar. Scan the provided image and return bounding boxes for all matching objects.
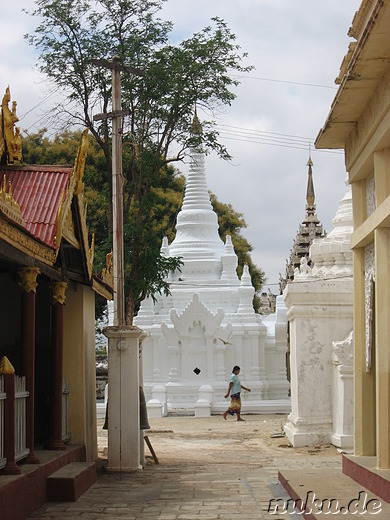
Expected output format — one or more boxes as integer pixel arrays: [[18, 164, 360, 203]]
[[375, 228, 390, 468], [249, 332, 260, 379], [18, 267, 40, 464], [104, 326, 144, 472], [45, 281, 67, 450], [374, 149, 390, 468], [353, 248, 376, 456]]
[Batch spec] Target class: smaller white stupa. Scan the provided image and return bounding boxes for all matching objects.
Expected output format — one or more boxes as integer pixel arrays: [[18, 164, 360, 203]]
[[283, 179, 354, 448], [134, 111, 290, 416]]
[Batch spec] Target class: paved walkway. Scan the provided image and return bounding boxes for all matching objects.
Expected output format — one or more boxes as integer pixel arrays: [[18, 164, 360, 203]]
[[26, 415, 352, 519]]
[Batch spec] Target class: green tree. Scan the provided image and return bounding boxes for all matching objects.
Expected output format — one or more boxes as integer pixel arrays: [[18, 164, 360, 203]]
[[26, 0, 253, 323], [22, 128, 265, 313]]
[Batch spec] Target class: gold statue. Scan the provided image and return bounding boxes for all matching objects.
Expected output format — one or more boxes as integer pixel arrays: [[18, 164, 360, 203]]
[[1, 86, 22, 164], [73, 128, 89, 195]]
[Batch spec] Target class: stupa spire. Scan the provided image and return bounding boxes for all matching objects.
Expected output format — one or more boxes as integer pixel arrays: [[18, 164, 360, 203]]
[[191, 104, 203, 135], [168, 107, 224, 278], [306, 154, 315, 209], [280, 157, 325, 292]]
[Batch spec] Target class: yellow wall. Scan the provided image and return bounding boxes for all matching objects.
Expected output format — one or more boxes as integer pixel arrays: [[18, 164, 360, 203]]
[[350, 148, 390, 468], [63, 283, 97, 461]]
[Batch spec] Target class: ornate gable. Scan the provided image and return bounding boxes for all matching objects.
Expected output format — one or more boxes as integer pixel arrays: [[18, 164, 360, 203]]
[[170, 294, 224, 335], [0, 176, 24, 227], [54, 129, 94, 280]]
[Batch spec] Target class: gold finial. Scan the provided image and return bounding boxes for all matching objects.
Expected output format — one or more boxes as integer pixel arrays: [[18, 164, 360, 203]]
[[0, 356, 15, 375], [306, 155, 315, 208], [102, 250, 114, 287], [0, 177, 25, 226], [191, 104, 203, 135], [73, 128, 89, 195], [1, 87, 22, 164]]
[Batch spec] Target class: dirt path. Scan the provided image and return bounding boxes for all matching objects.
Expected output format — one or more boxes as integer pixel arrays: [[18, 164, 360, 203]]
[[97, 414, 340, 467]]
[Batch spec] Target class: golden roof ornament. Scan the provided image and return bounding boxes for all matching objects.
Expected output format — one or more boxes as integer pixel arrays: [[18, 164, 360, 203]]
[[0, 176, 25, 226], [1, 86, 22, 164], [73, 128, 89, 195], [55, 129, 89, 247], [306, 154, 315, 208], [102, 249, 114, 287], [0, 356, 15, 375]]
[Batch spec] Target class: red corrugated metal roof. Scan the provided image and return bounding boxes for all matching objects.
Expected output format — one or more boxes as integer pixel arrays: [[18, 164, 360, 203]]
[[0, 165, 72, 249]]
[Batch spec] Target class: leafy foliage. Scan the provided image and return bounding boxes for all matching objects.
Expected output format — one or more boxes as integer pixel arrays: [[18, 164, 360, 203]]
[[26, 0, 255, 321], [22, 129, 265, 313]]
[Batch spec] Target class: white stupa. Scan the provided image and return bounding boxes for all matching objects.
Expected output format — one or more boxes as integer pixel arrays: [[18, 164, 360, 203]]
[[134, 111, 290, 416]]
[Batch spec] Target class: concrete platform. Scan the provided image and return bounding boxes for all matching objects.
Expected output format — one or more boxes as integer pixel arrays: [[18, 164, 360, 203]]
[[47, 461, 97, 502], [343, 454, 390, 503], [0, 445, 86, 520], [279, 467, 390, 518]]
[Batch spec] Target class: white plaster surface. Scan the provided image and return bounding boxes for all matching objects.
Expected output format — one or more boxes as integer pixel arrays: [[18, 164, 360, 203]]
[[283, 181, 354, 448], [134, 140, 290, 414], [104, 326, 144, 471]]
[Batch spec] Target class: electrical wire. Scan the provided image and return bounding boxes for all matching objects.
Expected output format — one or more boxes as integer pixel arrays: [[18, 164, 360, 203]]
[[218, 134, 343, 154], [230, 74, 338, 90]]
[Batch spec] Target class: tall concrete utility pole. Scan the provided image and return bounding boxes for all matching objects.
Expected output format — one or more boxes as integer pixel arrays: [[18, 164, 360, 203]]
[[92, 57, 146, 472], [93, 56, 144, 326]]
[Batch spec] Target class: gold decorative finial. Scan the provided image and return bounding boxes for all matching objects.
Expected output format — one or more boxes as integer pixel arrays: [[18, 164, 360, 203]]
[[102, 250, 114, 287], [0, 176, 25, 226], [0, 356, 15, 375], [306, 155, 315, 208], [55, 129, 89, 247], [191, 104, 203, 135], [1, 87, 22, 164], [73, 128, 89, 195]]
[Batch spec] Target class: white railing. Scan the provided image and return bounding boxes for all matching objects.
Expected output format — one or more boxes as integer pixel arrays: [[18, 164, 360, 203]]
[[62, 378, 71, 443], [0, 375, 71, 470], [0, 375, 5, 469], [15, 375, 29, 462]]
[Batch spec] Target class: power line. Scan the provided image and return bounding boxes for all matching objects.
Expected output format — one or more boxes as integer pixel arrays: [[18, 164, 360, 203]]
[[19, 89, 60, 121], [217, 124, 314, 142], [231, 74, 337, 90], [214, 123, 344, 154], [218, 128, 313, 147], [218, 134, 343, 154]]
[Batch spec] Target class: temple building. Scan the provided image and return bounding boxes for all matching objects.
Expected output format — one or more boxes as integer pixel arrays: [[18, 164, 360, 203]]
[[134, 112, 290, 416], [280, 157, 325, 293], [0, 87, 111, 517]]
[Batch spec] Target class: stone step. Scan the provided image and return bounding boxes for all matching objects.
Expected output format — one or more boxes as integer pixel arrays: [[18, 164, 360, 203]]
[[278, 467, 390, 518], [343, 454, 390, 504], [47, 461, 97, 502]]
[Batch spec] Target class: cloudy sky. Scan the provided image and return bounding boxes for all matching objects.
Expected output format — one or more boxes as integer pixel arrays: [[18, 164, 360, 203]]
[[1, 0, 362, 292]]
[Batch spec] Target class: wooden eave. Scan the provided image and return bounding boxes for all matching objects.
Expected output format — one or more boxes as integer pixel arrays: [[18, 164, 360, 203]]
[[92, 275, 114, 300], [0, 212, 56, 266], [315, 0, 390, 150]]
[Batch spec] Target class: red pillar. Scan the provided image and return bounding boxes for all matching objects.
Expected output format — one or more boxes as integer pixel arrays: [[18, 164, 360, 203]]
[[0, 358, 21, 475], [45, 282, 67, 451], [18, 267, 40, 464]]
